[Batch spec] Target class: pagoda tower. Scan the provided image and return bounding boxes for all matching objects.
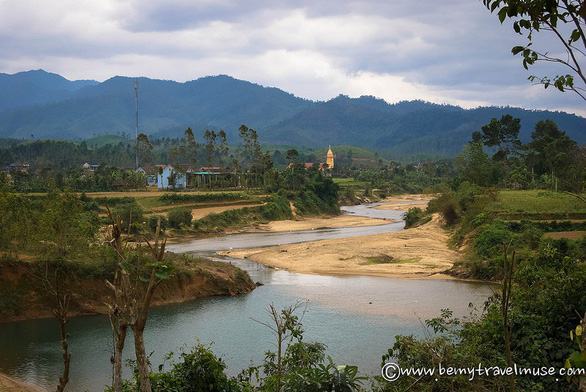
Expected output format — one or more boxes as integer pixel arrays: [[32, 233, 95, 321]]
[[326, 145, 334, 169]]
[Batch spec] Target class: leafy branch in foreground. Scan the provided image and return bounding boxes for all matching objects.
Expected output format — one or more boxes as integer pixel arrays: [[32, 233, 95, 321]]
[[484, 0, 586, 101]]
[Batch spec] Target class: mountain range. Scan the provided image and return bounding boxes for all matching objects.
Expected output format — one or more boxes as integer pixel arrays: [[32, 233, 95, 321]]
[[0, 69, 584, 157]]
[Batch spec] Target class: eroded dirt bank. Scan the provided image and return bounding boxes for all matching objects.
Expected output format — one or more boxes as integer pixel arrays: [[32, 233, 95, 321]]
[[0, 258, 255, 323]]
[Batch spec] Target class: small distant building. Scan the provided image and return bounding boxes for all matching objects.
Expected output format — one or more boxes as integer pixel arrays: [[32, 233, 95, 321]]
[[81, 162, 100, 172], [146, 174, 157, 187], [198, 166, 222, 173], [302, 162, 327, 170], [157, 164, 186, 190], [6, 162, 30, 174], [326, 146, 335, 169]]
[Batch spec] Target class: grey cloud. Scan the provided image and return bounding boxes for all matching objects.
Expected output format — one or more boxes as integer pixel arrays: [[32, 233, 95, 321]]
[[0, 0, 582, 115]]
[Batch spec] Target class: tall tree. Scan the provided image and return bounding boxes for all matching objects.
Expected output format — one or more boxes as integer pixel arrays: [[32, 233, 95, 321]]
[[480, 115, 522, 161], [286, 149, 299, 165], [527, 119, 578, 189], [183, 127, 198, 166], [204, 129, 217, 165], [456, 141, 497, 186], [217, 129, 229, 164], [484, 0, 586, 101], [137, 133, 153, 167], [239, 124, 263, 171]]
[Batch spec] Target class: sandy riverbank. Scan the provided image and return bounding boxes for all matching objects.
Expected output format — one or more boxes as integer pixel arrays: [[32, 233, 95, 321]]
[[252, 214, 391, 232], [0, 373, 44, 392], [373, 194, 431, 211], [246, 194, 426, 233], [222, 195, 460, 279]]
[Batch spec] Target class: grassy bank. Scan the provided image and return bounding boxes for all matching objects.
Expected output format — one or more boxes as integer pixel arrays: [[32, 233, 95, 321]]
[[420, 187, 586, 280]]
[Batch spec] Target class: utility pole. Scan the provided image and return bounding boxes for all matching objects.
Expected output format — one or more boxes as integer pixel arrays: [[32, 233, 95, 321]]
[[134, 79, 139, 170]]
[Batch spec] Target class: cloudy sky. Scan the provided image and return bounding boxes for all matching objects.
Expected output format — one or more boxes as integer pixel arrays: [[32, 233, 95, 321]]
[[0, 0, 583, 115]]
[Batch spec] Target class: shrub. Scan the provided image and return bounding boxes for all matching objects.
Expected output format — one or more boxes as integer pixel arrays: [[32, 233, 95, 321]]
[[159, 192, 247, 204], [150, 345, 240, 392], [167, 208, 192, 229], [112, 201, 144, 233], [474, 221, 514, 259], [428, 193, 460, 226], [148, 215, 168, 232], [404, 207, 424, 228]]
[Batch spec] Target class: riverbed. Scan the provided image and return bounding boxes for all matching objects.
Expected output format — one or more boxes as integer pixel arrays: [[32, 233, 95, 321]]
[[0, 202, 494, 391]]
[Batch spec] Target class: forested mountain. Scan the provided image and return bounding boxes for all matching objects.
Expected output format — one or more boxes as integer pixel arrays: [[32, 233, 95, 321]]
[[267, 96, 586, 157], [0, 70, 97, 112], [0, 70, 584, 157]]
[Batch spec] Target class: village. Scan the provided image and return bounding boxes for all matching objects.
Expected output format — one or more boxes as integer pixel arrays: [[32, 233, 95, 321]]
[[1, 146, 336, 191]]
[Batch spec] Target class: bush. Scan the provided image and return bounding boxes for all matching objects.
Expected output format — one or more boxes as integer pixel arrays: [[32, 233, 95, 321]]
[[112, 201, 144, 234], [150, 345, 240, 392], [148, 215, 168, 232], [474, 221, 514, 259], [159, 192, 247, 204], [404, 207, 426, 228], [167, 208, 192, 229], [428, 193, 460, 225]]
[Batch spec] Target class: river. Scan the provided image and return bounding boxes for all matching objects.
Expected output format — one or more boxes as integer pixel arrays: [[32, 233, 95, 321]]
[[0, 203, 494, 391]]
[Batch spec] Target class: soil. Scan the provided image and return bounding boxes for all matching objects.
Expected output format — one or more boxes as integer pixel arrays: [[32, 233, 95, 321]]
[[221, 195, 460, 279], [0, 257, 255, 323]]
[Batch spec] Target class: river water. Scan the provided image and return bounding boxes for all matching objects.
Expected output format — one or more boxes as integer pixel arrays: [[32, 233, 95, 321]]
[[0, 203, 494, 391]]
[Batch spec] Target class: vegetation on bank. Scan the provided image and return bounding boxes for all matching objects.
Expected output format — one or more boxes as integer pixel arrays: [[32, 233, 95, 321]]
[[382, 115, 586, 391]]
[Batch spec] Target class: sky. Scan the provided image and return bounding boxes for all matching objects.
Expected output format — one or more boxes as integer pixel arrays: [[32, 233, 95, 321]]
[[0, 0, 583, 115]]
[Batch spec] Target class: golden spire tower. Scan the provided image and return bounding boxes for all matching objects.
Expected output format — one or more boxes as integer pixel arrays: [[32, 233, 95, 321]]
[[326, 145, 334, 169]]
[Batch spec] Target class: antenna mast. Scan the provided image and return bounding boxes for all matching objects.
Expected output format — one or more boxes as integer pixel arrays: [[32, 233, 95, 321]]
[[134, 79, 139, 169]]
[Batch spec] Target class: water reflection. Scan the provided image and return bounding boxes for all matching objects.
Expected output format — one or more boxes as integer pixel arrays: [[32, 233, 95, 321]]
[[0, 203, 493, 391]]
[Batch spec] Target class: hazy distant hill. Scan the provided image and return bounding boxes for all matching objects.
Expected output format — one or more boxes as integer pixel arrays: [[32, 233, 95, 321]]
[[267, 96, 586, 157], [0, 70, 97, 112], [0, 70, 583, 157]]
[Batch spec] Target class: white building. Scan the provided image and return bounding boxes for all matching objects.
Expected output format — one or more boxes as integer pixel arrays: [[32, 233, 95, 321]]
[[157, 165, 186, 190]]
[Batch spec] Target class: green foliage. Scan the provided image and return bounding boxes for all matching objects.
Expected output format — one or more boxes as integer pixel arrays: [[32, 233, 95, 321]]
[[484, 0, 586, 102], [352, 160, 455, 194], [168, 208, 193, 229], [473, 221, 514, 259], [158, 192, 249, 204], [376, 239, 586, 391], [427, 192, 460, 226], [455, 142, 498, 187], [480, 114, 522, 161], [192, 194, 292, 233], [237, 302, 366, 391], [149, 345, 241, 392], [148, 215, 168, 232], [404, 207, 429, 228], [112, 200, 144, 234]]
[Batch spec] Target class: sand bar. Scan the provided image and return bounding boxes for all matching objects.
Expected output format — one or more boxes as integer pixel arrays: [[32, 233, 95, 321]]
[[222, 195, 460, 279]]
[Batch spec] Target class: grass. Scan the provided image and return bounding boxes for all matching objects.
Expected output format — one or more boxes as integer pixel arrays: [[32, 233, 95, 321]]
[[490, 190, 586, 214], [86, 191, 263, 215], [333, 177, 369, 189], [487, 190, 586, 221], [543, 231, 586, 240]]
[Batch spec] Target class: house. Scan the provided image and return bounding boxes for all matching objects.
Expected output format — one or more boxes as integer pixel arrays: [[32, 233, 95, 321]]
[[146, 175, 157, 187], [157, 165, 187, 190], [81, 162, 100, 172], [6, 162, 30, 174]]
